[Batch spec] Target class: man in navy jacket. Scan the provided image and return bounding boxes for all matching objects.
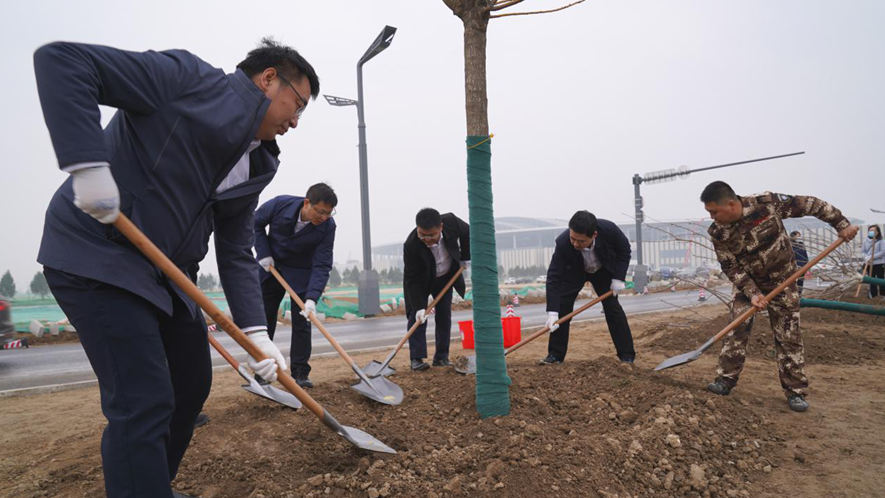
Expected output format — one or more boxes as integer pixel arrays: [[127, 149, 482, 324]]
[[542, 211, 636, 364], [254, 184, 337, 388], [403, 209, 470, 371], [34, 39, 319, 498]]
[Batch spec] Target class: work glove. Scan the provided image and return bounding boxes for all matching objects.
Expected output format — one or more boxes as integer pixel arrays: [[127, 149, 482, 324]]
[[245, 330, 288, 383], [258, 256, 274, 272], [611, 279, 626, 296], [71, 165, 120, 223], [545, 312, 560, 333], [460, 260, 471, 270], [300, 299, 317, 319], [415, 309, 428, 324]]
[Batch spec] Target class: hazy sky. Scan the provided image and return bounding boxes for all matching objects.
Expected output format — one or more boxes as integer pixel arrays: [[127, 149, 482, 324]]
[[1, 0, 883, 289]]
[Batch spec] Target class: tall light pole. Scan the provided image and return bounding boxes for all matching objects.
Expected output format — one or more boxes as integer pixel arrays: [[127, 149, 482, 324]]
[[324, 25, 397, 316], [632, 151, 805, 294]]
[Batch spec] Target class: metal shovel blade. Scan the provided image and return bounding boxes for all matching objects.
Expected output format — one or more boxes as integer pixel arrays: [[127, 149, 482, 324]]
[[321, 411, 396, 454], [654, 335, 719, 371], [453, 354, 477, 375], [238, 368, 302, 410], [363, 359, 396, 378], [350, 369, 404, 405]]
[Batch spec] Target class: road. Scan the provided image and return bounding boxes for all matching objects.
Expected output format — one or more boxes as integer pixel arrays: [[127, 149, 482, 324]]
[[0, 288, 726, 395]]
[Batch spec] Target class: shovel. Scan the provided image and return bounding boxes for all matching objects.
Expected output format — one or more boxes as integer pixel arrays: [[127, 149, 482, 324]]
[[268, 266, 404, 406], [114, 214, 395, 454], [455, 290, 614, 375], [206, 332, 302, 410], [362, 267, 465, 379], [654, 237, 845, 372]]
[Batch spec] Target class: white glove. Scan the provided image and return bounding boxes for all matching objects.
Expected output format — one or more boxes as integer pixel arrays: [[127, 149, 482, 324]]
[[300, 299, 316, 319], [258, 256, 274, 272], [611, 279, 626, 296], [71, 165, 120, 223], [545, 312, 560, 332], [460, 260, 471, 269], [245, 330, 288, 383], [415, 309, 428, 324]]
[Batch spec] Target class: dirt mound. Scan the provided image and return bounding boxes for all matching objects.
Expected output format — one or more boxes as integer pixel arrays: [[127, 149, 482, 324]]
[[646, 298, 885, 367]]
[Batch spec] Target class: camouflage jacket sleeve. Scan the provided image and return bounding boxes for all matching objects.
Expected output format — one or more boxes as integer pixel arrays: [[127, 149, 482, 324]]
[[710, 229, 762, 299], [771, 193, 850, 231]]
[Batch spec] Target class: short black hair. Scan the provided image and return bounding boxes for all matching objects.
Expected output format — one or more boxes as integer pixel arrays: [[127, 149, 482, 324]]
[[871, 225, 883, 241], [237, 37, 320, 99], [790, 231, 801, 237], [568, 210, 597, 237], [700, 181, 739, 205], [416, 208, 442, 230], [306, 183, 337, 208]]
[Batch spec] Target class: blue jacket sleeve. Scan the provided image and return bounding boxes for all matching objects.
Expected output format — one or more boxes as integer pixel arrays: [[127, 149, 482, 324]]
[[33, 42, 201, 168], [546, 242, 567, 313], [306, 223, 336, 302], [253, 197, 276, 261], [610, 226, 632, 282], [215, 198, 266, 330]]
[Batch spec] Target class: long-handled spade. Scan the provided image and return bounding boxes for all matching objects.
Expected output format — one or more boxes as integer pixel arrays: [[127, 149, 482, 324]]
[[113, 214, 395, 454], [268, 266, 404, 406], [362, 267, 464, 378], [206, 333, 302, 410], [454, 290, 614, 375], [655, 238, 845, 372]]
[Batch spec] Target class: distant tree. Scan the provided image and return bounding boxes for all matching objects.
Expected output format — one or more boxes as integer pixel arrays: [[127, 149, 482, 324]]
[[346, 266, 361, 285], [498, 265, 506, 281], [0, 270, 15, 298], [388, 267, 404, 284], [29, 272, 50, 299], [329, 267, 342, 288], [197, 273, 218, 292]]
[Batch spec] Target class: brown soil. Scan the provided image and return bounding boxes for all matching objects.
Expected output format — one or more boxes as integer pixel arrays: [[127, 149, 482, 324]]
[[11, 330, 80, 346], [2, 305, 883, 498]]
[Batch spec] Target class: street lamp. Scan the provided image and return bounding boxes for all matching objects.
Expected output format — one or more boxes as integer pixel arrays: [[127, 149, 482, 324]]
[[631, 151, 805, 293], [324, 25, 397, 316]]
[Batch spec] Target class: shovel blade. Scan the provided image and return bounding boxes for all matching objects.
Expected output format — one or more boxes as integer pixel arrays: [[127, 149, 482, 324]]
[[453, 354, 477, 375], [654, 349, 703, 371], [351, 375, 404, 405], [363, 360, 396, 379], [241, 382, 303, 410], [321, 411, 396, 454]]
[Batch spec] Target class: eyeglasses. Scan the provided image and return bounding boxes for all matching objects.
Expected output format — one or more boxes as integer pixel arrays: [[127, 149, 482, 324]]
[[276, 70, 308, 119], [314, 206, 336, 218]]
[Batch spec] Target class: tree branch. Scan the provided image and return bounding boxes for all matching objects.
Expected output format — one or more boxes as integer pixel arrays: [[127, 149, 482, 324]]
[[490, 0, 586, 19], [489, 0, 525, 11]]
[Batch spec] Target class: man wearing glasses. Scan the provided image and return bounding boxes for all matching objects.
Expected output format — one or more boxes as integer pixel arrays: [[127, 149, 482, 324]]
[[254, 183, 338, 388], [403, 208, 471, 371], [33, 38, 318, 498]]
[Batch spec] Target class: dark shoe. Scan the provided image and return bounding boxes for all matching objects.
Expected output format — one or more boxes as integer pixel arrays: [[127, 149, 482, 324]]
[[295, 377, 314, 389], [788, 394, 809, 412], [254, 373, 270, 386], [706, 380, 732, 396], [619, 356, 635, 364], [432, 358, 452, 367], [411, 359, 430, 371], [539, 355, 563, 365], [194, 413, 210, 429]]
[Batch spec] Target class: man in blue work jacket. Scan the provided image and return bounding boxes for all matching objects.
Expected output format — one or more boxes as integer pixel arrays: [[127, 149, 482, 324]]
[[254, 183, 337, 388], [34, 39, 319, 498], [542, 210, 636, 365]]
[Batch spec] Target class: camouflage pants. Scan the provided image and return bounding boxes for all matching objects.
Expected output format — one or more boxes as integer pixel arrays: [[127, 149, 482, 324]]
[[716, 283, 808, 397]]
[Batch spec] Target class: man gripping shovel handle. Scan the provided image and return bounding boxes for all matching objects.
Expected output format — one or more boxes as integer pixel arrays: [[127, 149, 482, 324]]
[[114, 214, 395, 454], [455, 290, 615, 375]]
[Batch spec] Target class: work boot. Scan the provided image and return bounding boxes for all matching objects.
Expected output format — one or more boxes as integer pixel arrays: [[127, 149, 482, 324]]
[[194, 413, 210, 429], [706, 380, 732, 396], [539, 354, 562, 365], [296, 377, 314, 389], [432, 358, 452, 367], [619, 355, 635, 364], [411, 359, 430, 371], [788, 394, 809, 412]]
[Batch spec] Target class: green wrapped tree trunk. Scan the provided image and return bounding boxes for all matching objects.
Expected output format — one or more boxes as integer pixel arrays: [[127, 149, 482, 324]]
[[800, 298, 885, 316]]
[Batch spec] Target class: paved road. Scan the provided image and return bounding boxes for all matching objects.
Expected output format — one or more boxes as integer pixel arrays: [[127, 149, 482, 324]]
[[0, 288, 727, 395]]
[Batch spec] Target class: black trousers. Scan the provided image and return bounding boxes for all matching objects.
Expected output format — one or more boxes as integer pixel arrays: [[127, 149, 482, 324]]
[[261, 276, 312, 378], [406, 274, 454, 361], [44, 267, 211, 498], [870, 264, 885, 298], [547, 268, 635, 362]]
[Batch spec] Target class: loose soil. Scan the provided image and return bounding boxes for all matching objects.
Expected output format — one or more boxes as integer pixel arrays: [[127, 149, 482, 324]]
[[1, 304, 883, 498]]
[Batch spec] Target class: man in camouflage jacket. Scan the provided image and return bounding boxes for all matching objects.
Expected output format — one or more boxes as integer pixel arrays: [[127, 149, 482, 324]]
[[699, 181, 859, 412]]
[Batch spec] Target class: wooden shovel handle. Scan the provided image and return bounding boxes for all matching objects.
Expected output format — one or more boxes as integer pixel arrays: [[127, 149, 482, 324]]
[[708, 237, 845, 347], [855, 259, 873, 297], [505, 290, 614, 356], [112, 214, 325, 418], [207, 333, 240, 369], [269, 265, 358, 367]]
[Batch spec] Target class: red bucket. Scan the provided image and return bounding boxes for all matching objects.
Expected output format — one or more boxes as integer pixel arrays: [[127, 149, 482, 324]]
[[458, 320, 475, 349], [458, 318, 522, 349]]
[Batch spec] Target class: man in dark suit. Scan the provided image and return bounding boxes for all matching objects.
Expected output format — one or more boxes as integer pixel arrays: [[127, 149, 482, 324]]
[[34, 39, 318, 498], [542, 210, 636, 364], [403, 208, 470, 371], [254, 183, 337, 388]]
